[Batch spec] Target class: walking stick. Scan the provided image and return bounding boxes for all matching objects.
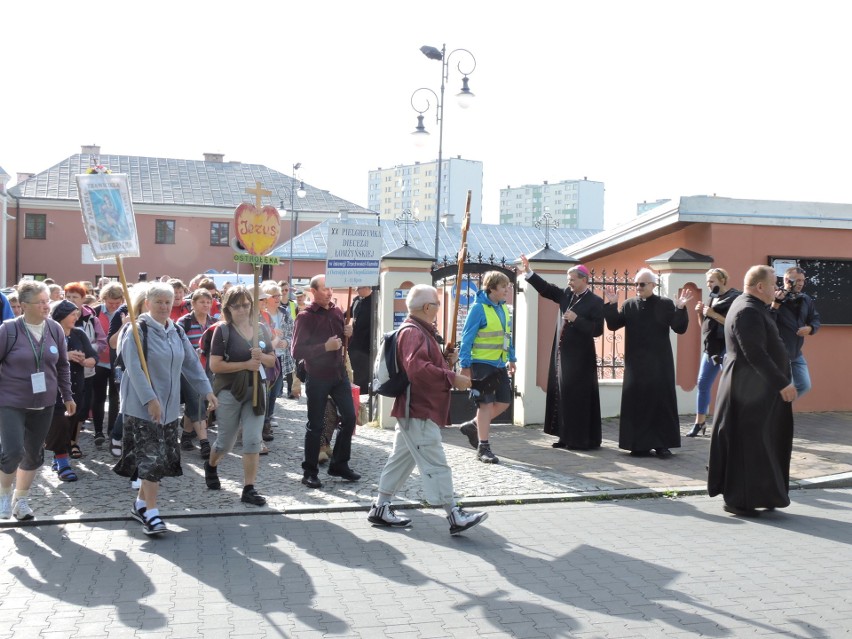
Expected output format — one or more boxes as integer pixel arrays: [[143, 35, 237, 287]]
[[444, 189, 472, 356], [252, 264, 261, 407]]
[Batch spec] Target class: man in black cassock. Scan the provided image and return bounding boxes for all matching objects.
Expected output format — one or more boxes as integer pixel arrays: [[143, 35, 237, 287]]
[[520, 255, 604, 450], [708, 265, 797, 517], [604, 268, 692, 458]]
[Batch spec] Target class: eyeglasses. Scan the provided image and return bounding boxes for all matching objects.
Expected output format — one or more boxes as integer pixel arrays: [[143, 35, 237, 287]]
[[635, 282, 654, 288], [786, 279, 805, 284], [24, 299, 51, 306], [230, 303, 252, 311], [270, 294, 282, 299]]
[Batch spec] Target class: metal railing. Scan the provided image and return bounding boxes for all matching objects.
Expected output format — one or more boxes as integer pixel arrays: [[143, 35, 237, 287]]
[[587, 268, 636, 380]]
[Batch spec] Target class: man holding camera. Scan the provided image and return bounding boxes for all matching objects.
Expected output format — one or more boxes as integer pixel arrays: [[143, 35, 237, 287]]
[[771, 266, 820, 398]]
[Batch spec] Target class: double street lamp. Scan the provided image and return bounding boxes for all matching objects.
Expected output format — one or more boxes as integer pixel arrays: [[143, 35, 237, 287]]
[[0, 167, 10, 288], [278, 162, 307, 287], [410, 44, 476, 261]]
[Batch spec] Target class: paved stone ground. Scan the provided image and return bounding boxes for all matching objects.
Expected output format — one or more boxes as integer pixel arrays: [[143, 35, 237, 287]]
[[0, 489, 849, 638], [3, 396, 851, 525]]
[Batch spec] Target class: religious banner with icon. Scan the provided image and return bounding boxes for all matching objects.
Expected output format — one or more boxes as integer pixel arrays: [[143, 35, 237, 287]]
[[76, 167, 148, 383], [75, 173, 140, 259]]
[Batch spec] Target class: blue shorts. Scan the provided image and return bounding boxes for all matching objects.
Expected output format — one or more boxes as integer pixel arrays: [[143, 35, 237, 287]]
[[180, 375, 208, 422], [470, 363, 512, 405]]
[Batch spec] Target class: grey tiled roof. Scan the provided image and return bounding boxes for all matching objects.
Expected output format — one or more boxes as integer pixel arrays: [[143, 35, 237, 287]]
[[270, 216, 601, 263], [8, 153, 373, 214]]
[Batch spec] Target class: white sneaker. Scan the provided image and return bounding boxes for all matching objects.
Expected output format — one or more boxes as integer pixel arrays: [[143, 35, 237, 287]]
[[0, 493, 12, 519], [12, 497, 34, 521], [367, 503, 412, 527], [131, 478, 142, 490], [447, 507, 487, 535]]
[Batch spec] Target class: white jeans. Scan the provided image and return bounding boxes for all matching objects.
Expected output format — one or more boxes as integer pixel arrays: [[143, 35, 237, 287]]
[[376, 417, 455, 507]]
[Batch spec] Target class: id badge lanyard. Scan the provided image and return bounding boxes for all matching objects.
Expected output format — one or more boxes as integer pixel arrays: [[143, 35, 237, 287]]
[[23, 321, 48, 394]]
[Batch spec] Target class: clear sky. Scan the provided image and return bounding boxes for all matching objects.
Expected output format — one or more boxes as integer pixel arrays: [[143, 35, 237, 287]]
[[2, 0, 850, 230]]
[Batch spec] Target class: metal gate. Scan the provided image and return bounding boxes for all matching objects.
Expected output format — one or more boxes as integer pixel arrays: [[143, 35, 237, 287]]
[[432, 256, 518, 425]]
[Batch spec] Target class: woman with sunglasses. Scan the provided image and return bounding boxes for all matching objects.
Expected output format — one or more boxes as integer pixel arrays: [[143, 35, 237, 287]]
[[204, 286, 276, 507], [689, 268, 740, 437]]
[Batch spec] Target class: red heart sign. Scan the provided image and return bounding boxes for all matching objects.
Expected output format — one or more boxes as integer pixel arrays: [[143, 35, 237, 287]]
[[234, 203, 281, 255]]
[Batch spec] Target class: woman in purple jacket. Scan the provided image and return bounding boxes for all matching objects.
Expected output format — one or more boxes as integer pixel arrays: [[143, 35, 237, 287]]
[[0, 280, 75, 521]]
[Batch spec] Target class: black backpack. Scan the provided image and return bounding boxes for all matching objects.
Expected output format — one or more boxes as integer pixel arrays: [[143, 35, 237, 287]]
[[114, 317, 185, 371], [372, 323, 431, 397]]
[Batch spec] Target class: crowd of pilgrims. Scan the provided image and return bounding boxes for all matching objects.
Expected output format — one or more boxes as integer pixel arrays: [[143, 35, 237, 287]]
[[0, 260, 807, 532], [0, 274, 312, 534]]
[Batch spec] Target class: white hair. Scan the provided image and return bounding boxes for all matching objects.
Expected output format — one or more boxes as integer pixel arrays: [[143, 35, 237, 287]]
[[16, 279, 49, 304], [260, 281, 281, 296], [635, 268, 658, 284], [147, 282, 175, 301], [406, 284, 438, 311]]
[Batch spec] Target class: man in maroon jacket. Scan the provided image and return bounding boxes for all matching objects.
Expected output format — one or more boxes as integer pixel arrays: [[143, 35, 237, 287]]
[[367, 284, 488, 535], [292, 275, 357, 489]]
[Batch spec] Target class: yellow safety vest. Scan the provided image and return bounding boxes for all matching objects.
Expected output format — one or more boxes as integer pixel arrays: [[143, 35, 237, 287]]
[[471, 304, 510, 363], [287, 299, 297, 320]]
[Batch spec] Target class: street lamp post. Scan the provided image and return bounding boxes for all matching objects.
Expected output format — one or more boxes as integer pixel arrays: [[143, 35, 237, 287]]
[[279, 162, 307, 288], [410, 44, 476, 261], [0, 168, 10, 288]]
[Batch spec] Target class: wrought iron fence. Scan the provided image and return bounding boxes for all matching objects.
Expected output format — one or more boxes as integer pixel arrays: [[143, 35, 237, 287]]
[[587, 268, 636, 380], [431, 259, 638, 381]]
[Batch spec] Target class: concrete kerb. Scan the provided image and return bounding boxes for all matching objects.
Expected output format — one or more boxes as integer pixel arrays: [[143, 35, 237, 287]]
[[2, 473, 848, 530], [2, 405, 848, 530]]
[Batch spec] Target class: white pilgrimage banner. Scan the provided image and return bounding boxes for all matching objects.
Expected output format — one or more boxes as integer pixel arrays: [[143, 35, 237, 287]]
[[325, 223, 383, 288]]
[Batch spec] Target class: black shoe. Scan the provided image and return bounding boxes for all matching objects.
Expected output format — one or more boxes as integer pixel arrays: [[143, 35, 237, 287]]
[[262, 421, 274, 442], [459, 421, 479, 449], [204, 461, 220, 490], [301, 474, 322, 489], [142, 514, 168, 536], [686, 422, 707, 437], [629, 450, 653, 457], [94, 432, 106, 446], [723, 503, 760, 517], [130, 503, 147, 525], [328, 465, 361, 481], [241, 487, 267, 506], [181, 433, 195, 451], [655, 448, 673, 459], [551, 441, 569, 449], [199, 440, 211, 460]]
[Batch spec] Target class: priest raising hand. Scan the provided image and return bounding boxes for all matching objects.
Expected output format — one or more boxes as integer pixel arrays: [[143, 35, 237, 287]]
[[603, 268, 689, 459]]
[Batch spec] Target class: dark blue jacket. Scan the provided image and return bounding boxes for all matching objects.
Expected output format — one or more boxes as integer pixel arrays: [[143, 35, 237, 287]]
[[0, 292, 12, 321], [774, 292, 820, 359]]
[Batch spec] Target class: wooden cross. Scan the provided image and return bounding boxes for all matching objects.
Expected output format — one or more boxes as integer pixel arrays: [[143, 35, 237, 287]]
[[246, 181, 271, 209]]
